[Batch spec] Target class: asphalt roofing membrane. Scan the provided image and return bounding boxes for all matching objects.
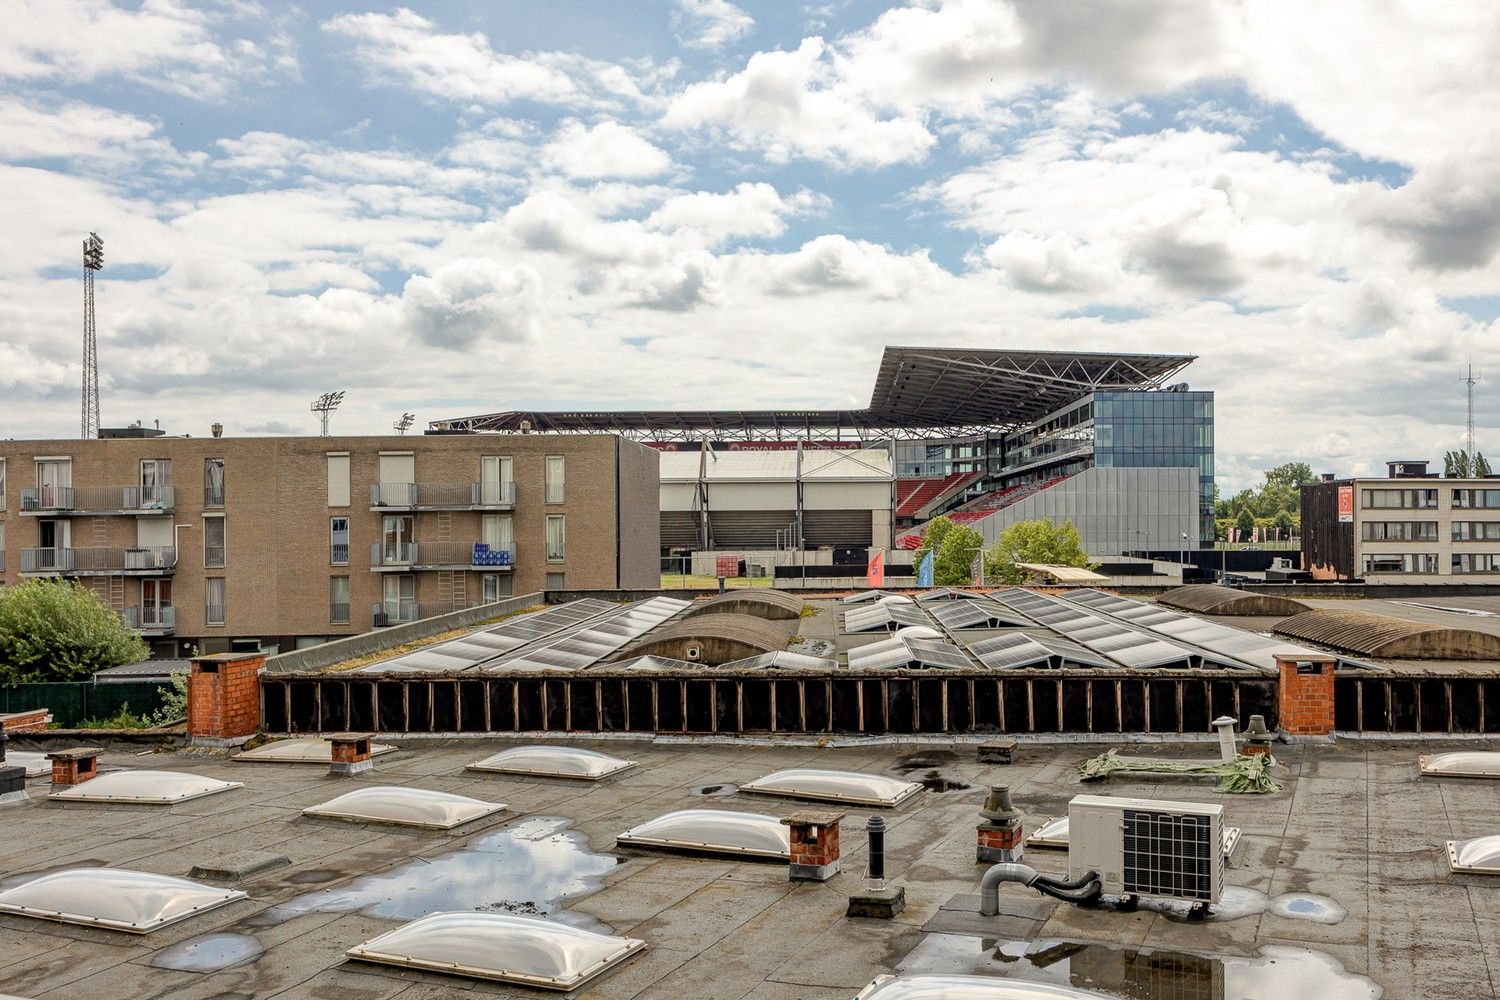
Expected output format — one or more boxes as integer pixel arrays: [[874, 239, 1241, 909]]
[[2, 733, 1497, 998]]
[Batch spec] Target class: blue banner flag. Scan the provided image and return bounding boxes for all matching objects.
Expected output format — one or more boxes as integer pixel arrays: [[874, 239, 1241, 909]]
[[917, 551, 934, 588]]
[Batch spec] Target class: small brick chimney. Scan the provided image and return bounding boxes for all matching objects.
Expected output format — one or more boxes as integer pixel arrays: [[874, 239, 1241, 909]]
[[977, 785, 1023, 863], [327, 732, 376, 776], [1276, 654, 1336, 736], [47, 747, 101, 787], [188, 652, 265, 746], [782, 809, 843, 882]]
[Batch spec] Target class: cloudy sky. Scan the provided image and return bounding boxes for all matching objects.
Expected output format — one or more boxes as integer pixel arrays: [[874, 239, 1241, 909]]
[[2, 0, 1497, 488]]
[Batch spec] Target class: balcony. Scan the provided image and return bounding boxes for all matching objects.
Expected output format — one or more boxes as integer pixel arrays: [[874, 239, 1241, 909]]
[[373, 600, 488, 626], [369, 541, 516, 571], [21, 486, 175, 516], [370, 481, 516, 511], [122, 605, 176, 635], [21, 546, 177, 576]]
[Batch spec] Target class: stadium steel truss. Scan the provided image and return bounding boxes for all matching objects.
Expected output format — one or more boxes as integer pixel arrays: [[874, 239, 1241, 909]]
[[430, 347, 1196, 441]]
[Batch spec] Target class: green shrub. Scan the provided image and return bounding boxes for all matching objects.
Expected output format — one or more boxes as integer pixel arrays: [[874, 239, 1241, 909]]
[[0, 579, 149, 684]]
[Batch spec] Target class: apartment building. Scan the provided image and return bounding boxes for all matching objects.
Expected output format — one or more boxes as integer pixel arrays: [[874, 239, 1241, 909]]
[[0, 433, 660, 655], [1301, 459, 1500, 582]]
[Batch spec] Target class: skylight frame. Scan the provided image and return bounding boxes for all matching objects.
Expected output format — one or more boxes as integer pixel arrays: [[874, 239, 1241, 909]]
[[740, 768, 923, 808], [302, 786, 506, 830], [616, 808, 790, 860], [47, 769, 243, 805], [0, 868, 246, 934], [466, 745, 636, 781]]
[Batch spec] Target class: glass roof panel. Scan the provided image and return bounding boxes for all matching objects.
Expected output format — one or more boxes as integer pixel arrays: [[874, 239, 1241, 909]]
[[741, 768, 922, 807], [719, 651, 836, 671], [1420, 751, 1500, 778], [843, 590, 895, 603], [856, 975, 1111, 999], [232, 738, 398, 765], [904, 638, 973, 669], [617, 808, 790, 859], [467, 746, 636, 780], [1448, 835, 1500, 874], [966, 633, 1057, 670], [346, 911, 645, 989], [0, 868, 245, 933], [304, 786, 506, 830], [48, 770, 242, 805]]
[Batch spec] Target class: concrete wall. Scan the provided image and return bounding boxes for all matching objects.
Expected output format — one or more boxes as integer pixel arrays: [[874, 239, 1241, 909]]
[[616, 439, 662, 589], [974, 466, 1199, 557]]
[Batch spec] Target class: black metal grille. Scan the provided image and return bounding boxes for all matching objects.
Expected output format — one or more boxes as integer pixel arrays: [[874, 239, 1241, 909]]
[[1122, 809, 1215, 901]]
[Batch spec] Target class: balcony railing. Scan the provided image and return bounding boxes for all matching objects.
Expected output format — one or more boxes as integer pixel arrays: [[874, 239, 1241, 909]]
[[21, 546, 176, 574], [20, 486, 174, 514], [374, 600, 487, 626], [331, 542, 350, 565], [122, 606, 176, 631], [204, 484, 225, 507], [205, 545, 226, 568], [330, 602, 351, 625], [369, 541, 515, 569], [370, 481, 516, 509]]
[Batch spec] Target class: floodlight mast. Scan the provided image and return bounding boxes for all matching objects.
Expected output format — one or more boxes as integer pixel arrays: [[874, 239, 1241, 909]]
[[82, 232, 103, 439], [311, 391, 346, 436], [394, 412, 415, 435]]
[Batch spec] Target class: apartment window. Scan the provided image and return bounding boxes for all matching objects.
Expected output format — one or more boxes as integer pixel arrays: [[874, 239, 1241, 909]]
[[1454, 553, 1500, 574], [545, 455, 565, 504], [482, 456, 514, 505], [1453, 521, 1500, 541], [481, 573, 512, 602], [1453, 489, 1500, 509], [205, 577, 226, 625], [330, 516, 350, 565], [204, 458, 225, 506], [1361, 521, 1438, 541], [1361, 488, 1438, 509], [545, 514, 566, 561], [326, 453, 350, 507], [330, 576, 351, 624], [203, 515, 226, 568], [382, 515, 415, 563], [482, 513, 514, 562], [545, 572, 566, 590], [383, 574, 415, 623], [0, 458, 7, 509], [34, 458, 71, 509], [139, 459, 171, 507], [1361, 553, 1438, 574]]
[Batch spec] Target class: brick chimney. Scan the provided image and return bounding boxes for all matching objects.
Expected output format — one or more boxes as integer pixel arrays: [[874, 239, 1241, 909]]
[[47, 747, 100, 787], [327, 732, 376, 776], [1276, 654, 1336, 737], [188, 652, 265, 746], [782, 810, 843, 882]]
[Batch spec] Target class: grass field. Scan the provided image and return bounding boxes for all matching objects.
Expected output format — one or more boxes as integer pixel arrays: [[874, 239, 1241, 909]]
[[659, 573, 774, 589]]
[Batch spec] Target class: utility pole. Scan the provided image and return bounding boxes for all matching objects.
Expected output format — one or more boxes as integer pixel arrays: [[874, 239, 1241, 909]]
[[81, 233, 103, 439]]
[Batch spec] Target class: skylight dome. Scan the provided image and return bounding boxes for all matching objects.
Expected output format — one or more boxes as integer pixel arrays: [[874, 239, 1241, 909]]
[[1448, 836, 1500, 874], [466, 746, 636, 781], [0, 868, 245, 933], [347, 911, 645, 990], [303, 786, 505, 830], [1420, 751, 1500, 779], [856, 975, 1113, 999], [48, 770, 242, 805], [617, 809, 789, 859], [741, 768, 922, 808], [232, 737, 397, 764]]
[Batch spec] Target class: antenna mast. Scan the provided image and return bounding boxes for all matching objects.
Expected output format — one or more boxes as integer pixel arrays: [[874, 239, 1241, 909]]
[[1466, 363, 1482, 460], [82, 232, 103, 439], [310, 391, 346, 436], [394, 412, 415, 435]]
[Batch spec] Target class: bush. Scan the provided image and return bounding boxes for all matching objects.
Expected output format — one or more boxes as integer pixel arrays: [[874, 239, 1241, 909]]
[[0, 580, 149, 684], [933, 523, 985, 586], [985, 519, 1096, 586], [913, 515, 955, 573]]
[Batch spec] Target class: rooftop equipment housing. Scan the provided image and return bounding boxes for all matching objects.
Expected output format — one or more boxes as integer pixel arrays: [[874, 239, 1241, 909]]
[[1067, 794, 1224, 906]]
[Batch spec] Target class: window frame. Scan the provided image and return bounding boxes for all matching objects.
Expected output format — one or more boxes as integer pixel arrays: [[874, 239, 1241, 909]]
[[329, 575, 351, 624], [545, 455, 565, 504], [545, 513, 566, 562], [205, 577, 227, 626], [330, 515, 351, 566], [202, 514, 226, 568]]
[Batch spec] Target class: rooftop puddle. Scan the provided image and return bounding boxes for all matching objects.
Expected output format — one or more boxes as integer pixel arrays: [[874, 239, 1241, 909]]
[[1143, 886, 1346, 924], [1269, 892, 1346, 924], [897, 934, 1381, 999], [248, 816, 617, 930], [151, 933, 264, 973]]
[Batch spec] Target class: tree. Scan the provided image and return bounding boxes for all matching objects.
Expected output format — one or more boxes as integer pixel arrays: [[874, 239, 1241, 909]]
[[913, 515, 955, 572], [0, 580, 148, 684], [1263, 462, 1315, 490], [1478, 452, 1494, 477], [1234, 506, 1255, 538], [985, 519, 1095, 586], [933, 523, 985, 586], [1446, 450, 1472, 478], [1273, 510, 1294, 538]]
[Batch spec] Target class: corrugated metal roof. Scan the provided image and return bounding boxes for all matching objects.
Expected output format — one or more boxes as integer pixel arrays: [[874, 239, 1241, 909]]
[[686, 590, 807, 620], [1274, 608, 1500, 660], [1157, 585, 1310, 617]]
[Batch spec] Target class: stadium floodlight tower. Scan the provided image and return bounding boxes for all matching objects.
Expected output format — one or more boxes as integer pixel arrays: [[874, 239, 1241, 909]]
[[81, 232, 104, 439], [394, 412, 415, 435], [311, 391, 346, 437]]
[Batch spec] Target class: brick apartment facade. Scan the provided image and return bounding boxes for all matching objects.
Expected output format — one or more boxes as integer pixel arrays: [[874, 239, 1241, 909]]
[[0, 433, 659, 655]]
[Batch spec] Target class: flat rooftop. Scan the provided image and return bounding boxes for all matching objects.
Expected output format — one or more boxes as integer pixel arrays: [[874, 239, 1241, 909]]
[[1, 735, 1489, 998]]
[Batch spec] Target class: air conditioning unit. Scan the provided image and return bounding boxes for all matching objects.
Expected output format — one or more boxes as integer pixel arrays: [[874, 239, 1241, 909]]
[[1067, 794, 1224, 905]]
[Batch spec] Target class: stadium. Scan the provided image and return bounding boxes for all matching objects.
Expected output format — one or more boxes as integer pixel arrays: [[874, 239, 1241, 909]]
[[433, 346, 1214, 569]]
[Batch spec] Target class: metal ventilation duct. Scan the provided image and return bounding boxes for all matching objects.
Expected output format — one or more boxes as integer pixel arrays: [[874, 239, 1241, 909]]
[[303, 786, 505, 830], [741, 768, 922, 808], [346, 911, 645, 990], [466, 746, 635, 781], [48, 770, 242, 805], [232, 738, 397, 764], [0, 868, 245, 933], [616, 809, 790, 859]]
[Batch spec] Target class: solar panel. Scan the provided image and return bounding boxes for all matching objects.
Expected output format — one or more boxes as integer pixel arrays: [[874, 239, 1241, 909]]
[[929, 600, 1031, 631], [847, 634, 970, 670], [719, 651, 837, 671], [843, 603, 931, 633], [364, 599, 624, 675], [913, 588, 984, 602], [484, 597, 691, 673], [965, 633, 1060, 669], [842, 590, 895, 604]]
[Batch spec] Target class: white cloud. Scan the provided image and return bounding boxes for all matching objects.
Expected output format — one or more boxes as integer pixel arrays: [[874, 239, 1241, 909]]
[[541, 119, 673, 179], [646, 182, 826, 243], [401, 257, 540, 349], [0, 96, 191, 168], [673, 0, 755, 51]]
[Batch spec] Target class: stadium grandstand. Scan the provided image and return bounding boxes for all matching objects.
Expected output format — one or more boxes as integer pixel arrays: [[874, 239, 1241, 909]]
[[433, 346, 1213, 559]]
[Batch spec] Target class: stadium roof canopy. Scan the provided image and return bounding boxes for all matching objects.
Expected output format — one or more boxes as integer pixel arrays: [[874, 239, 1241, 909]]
[[431, 346, 1196, 441]]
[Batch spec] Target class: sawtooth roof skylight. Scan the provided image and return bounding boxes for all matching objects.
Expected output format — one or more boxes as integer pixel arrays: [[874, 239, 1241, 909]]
[[232, 737, 397, 764], [616, 809, 789, 859], [303, 786, 505, 830], [466, 745, 635, 780], [856, 974, 1113, 999], [0, 868, 245, 933], [740, 768, 922, 808], [48, 770, 242, 805], [1420, 751, 1500, 778], [346, 911, 645, 989]]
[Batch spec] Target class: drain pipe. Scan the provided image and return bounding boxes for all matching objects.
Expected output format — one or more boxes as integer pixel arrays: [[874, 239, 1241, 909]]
[[978, 862, 1103, 914]]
